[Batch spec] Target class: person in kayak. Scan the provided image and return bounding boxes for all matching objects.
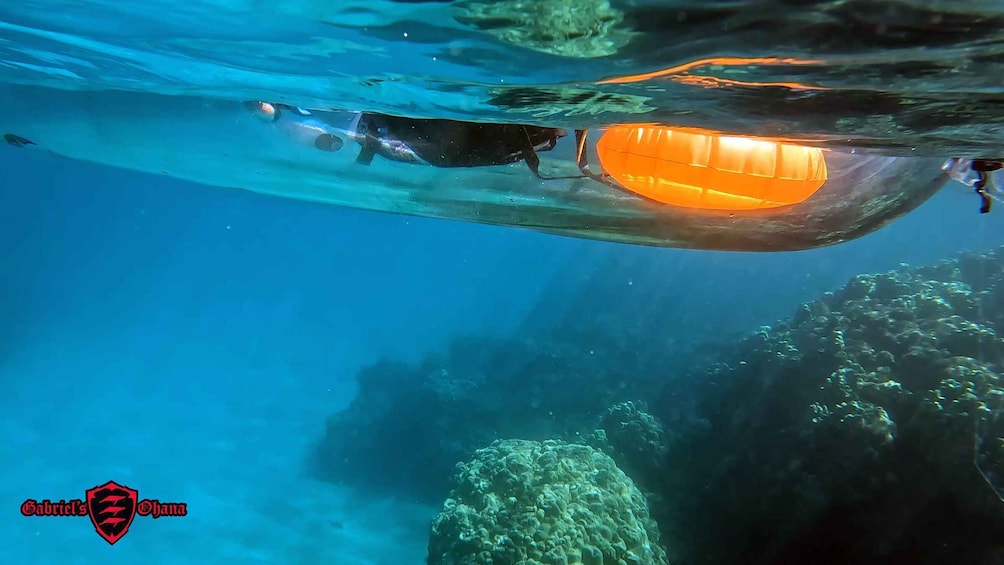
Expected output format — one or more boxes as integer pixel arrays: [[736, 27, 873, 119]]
[[245, 101, 345, 152], [245, 100, 1004, 215], [943, 157, 1004, 213], [350, 112, 574, 179], [245, 100, 577, 179]]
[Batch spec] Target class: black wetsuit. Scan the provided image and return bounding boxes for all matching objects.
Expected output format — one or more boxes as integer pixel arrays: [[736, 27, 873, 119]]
[[353, 113, 566, 174]]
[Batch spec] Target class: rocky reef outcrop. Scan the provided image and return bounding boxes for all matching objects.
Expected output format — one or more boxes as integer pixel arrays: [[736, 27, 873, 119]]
[[312, 333, 672, 503], [654, 249, 1004, 565], [428, 439, 668, 565], [315, 245, 1004, 565], [585, 402, 671, 496]]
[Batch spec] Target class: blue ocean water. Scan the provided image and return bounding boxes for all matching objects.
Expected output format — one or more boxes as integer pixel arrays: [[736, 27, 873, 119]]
[[3, 2, 1004, 563], [3, 135, 1003, 563]]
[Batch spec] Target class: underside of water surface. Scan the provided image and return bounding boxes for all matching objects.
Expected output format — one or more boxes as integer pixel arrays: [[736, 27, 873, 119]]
[[3, 0, 1004, 155]]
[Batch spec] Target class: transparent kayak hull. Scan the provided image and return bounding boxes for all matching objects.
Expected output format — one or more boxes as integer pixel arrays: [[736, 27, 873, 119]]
[[0, 84, 949, 252]]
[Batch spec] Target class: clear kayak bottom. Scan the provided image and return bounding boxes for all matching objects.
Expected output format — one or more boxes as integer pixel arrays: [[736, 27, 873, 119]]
[[0, 84, 951, 252]]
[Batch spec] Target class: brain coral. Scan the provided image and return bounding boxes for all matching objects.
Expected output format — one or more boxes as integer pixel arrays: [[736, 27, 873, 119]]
[[428, 439, 668, 565]]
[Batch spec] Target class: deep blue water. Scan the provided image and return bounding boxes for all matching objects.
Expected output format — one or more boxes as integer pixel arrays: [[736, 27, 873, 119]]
[[2, 143, 1003, 564]]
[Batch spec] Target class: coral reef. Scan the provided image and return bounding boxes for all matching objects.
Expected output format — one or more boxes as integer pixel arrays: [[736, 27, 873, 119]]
[[317, 245, 1004, 565], [655, 248, 1004, 565], [312, 334, 670, 503], [428, 439, 668, 565], [586, 402, 671, 495], [312, 248, 745, 506]]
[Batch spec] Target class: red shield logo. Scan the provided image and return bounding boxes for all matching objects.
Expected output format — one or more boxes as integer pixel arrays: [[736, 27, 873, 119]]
[[85, 481, 138, 545]]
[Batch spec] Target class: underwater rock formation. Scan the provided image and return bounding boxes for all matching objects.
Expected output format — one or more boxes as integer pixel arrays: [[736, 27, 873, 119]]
[[312, 334, 668, 503], [315, 245, 1004, 565], [428, 439, 668, 565], [655, 247, 1004, 565], [586, 401, 671, 495], [313, 248, 743, 506]]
